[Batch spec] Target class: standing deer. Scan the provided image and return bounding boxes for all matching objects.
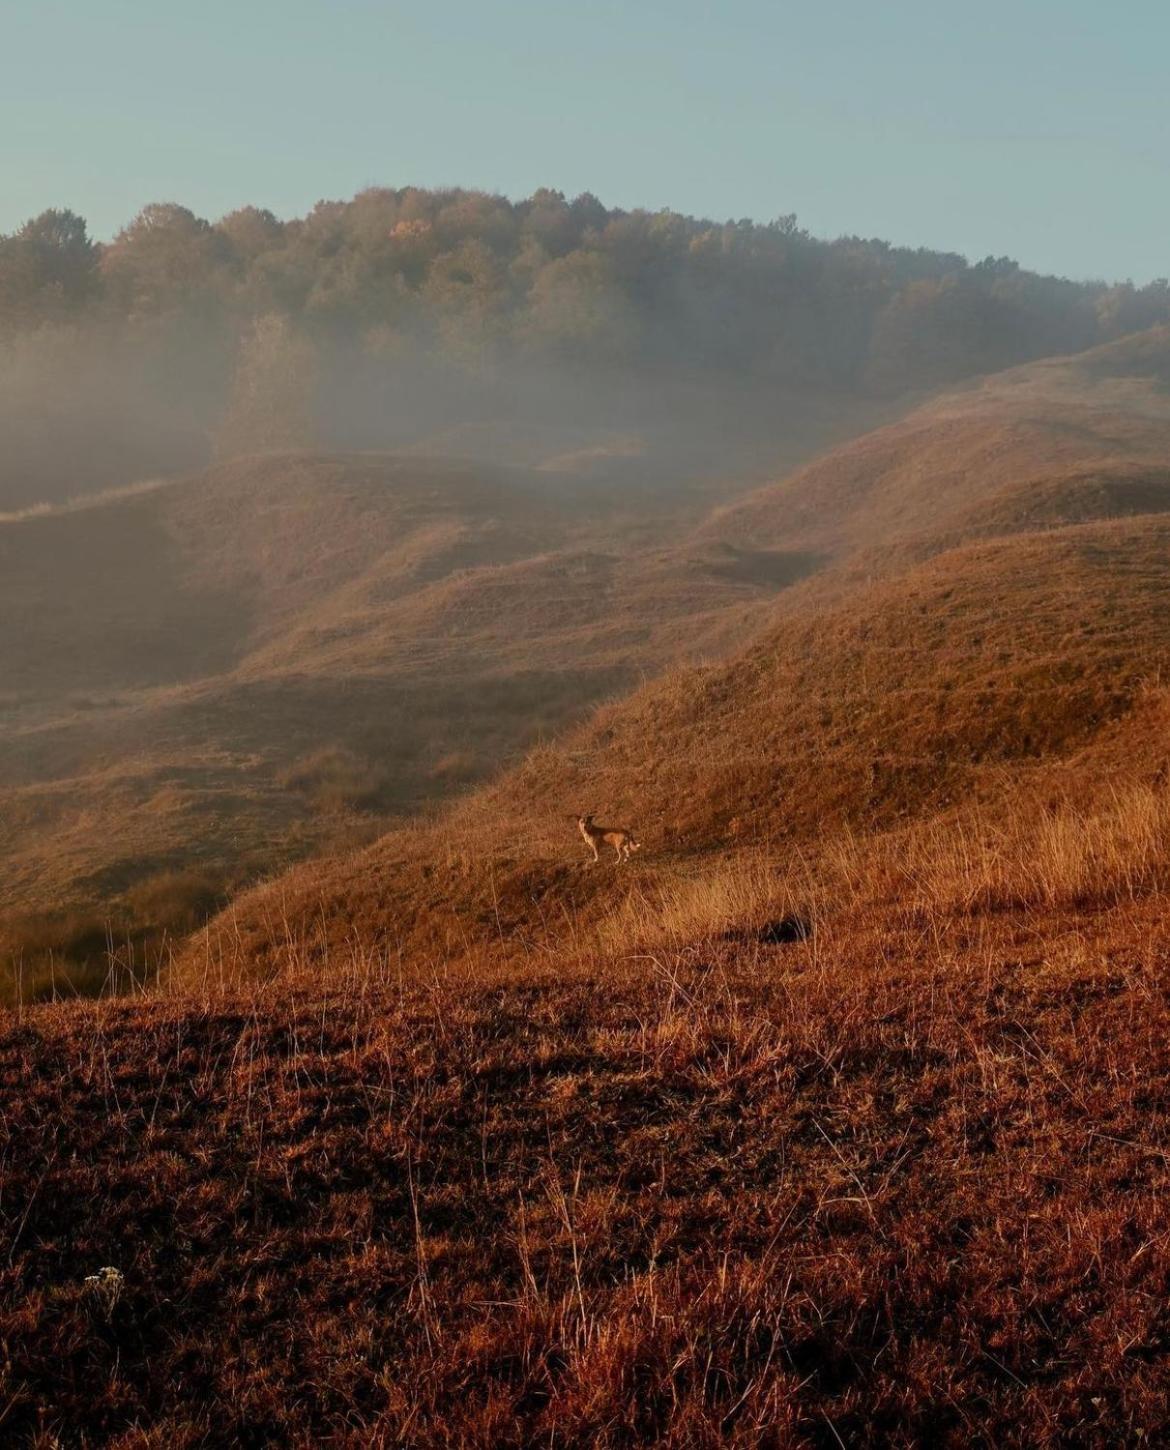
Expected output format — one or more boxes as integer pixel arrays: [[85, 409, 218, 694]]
[[577, 813, 641, 864]]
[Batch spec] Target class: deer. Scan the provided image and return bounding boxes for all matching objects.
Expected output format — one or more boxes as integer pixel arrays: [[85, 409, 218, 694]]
[[577, 813, 641, 864]]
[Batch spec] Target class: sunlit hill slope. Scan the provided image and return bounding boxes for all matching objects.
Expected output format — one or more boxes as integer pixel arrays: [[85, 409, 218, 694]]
[[11, 330, 1170, 1444], [184, 326, 1170, 981]]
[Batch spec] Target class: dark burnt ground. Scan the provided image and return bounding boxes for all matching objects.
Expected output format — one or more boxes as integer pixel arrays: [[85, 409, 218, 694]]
[[4, 932, 1170, 1447]]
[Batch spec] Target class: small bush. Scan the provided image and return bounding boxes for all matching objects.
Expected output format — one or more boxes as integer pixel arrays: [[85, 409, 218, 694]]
[[0, 909, 135, 1006], [281, 747, 391, 814], [123, 867, 226, 934]]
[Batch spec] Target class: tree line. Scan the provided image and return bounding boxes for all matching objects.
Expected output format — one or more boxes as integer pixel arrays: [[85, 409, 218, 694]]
[[2, 188, 1167, 500]]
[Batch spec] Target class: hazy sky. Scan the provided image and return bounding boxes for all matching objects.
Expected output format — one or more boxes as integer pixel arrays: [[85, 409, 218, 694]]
[[4, 0, 1168, 282]]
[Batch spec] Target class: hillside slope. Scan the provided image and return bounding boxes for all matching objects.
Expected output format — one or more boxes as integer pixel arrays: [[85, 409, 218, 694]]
[[0, 440, 806, 921], [183, 513, 1170, 981], [12, 326, 1170, 944], [16, 340, 1170, 1447], [182, 327, 1170, 983], [704, 327, 1170, 563]]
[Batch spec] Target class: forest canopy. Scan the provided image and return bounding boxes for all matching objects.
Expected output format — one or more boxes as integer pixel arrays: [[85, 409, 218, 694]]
[[3, 187, 1167, 503]]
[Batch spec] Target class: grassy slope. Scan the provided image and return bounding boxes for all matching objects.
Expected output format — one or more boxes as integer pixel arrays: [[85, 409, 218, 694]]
[[177, 514, 1170, 985], [14, 333, 1170, 920], [182, 327, 1170, 983], [12, 333, 1170, 1443], [703, 340, 1170, 560], [0, 445, 801, 919], [8, 900, 1170, 1444]]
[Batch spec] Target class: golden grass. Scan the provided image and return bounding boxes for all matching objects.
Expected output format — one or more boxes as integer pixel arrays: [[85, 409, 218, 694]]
[[584, 781, 1170, 966], [161, 763, 1170, 1004], [878, 783, 1170, 915]]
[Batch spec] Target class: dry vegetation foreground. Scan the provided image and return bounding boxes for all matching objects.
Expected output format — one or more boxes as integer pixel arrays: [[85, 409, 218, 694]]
[[6, 893, 1170, 1446], [12, 331, 1170, 1444]]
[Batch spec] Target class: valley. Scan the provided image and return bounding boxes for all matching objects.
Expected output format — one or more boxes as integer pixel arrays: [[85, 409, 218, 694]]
[[0, 384, 879, 943]]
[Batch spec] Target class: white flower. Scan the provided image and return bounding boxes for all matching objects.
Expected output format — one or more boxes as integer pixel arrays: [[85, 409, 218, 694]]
[[83, 1265, 125, 1313]]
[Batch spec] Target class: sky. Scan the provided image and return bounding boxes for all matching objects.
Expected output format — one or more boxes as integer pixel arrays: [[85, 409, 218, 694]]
[[3, 0, 1168, 283]]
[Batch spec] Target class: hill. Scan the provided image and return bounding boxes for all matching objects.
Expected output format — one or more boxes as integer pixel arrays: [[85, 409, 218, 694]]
[[18, 322, 1170, 937], [0, 399, 863, 940], [703, 326, 1170, 563], [13, 330, 1170, 1444], [180, 327, 1170, 983], [182, 513, 1170, 984]]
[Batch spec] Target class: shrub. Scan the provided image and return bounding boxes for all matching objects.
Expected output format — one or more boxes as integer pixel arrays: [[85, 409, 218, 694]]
[[281, 746, 391, 814], [123, 867, 226, 934]]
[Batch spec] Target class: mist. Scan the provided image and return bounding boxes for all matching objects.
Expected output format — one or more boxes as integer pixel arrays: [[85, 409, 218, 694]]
[[5, 182, 1170, 962], [5, 186, 1168, 513]]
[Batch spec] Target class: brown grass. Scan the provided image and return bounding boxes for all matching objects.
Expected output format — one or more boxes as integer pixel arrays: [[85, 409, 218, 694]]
[[7, 872, 1170, 1443], [13, 332, 1170, 1440], [0, 866, 229, 1007], [11, 672, 1170, 1443], [280, 745, 393, 815], [177, 502, 1170, 992], [11, 328, 1170, 920], [869, 784, 1170, 915], [0, 443, 799, 919]]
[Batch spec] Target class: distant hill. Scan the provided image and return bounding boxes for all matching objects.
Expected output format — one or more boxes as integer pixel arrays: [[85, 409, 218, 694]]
[[703, 325, 1170, 563]]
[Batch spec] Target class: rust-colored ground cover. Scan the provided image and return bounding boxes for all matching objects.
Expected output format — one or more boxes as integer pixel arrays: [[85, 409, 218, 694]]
[[6, 903, 1170, 1445]]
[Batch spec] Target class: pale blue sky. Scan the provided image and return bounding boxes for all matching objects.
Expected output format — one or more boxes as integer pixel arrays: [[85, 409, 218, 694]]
[[3, 0, 1167, 281]]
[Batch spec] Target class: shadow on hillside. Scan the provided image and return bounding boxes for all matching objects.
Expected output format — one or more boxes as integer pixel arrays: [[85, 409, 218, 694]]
[[701, 546, 824, 589], [721, 914, 812, 946]]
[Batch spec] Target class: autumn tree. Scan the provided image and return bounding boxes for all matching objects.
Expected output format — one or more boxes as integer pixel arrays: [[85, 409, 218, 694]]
[[215, 312, 315, 458], [100, 203, 226, 317]]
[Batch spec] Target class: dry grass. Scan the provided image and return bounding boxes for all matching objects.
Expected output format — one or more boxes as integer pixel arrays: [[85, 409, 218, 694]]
[[0, 866, 229, 1008], [704, 357, 1170, 561], [615, 780, 1170, 950], [7, 882, 1170, 1444], [280, 745, 393, 815], [12, 678, 1170, 1443], [873, 783, 1170, 916], [0, 445, 792, 918], [179, 505, 1170, 993], [596, 852, 815, 952], [13, 333, 1170, 1441], [11, 330, 1170, 920]]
